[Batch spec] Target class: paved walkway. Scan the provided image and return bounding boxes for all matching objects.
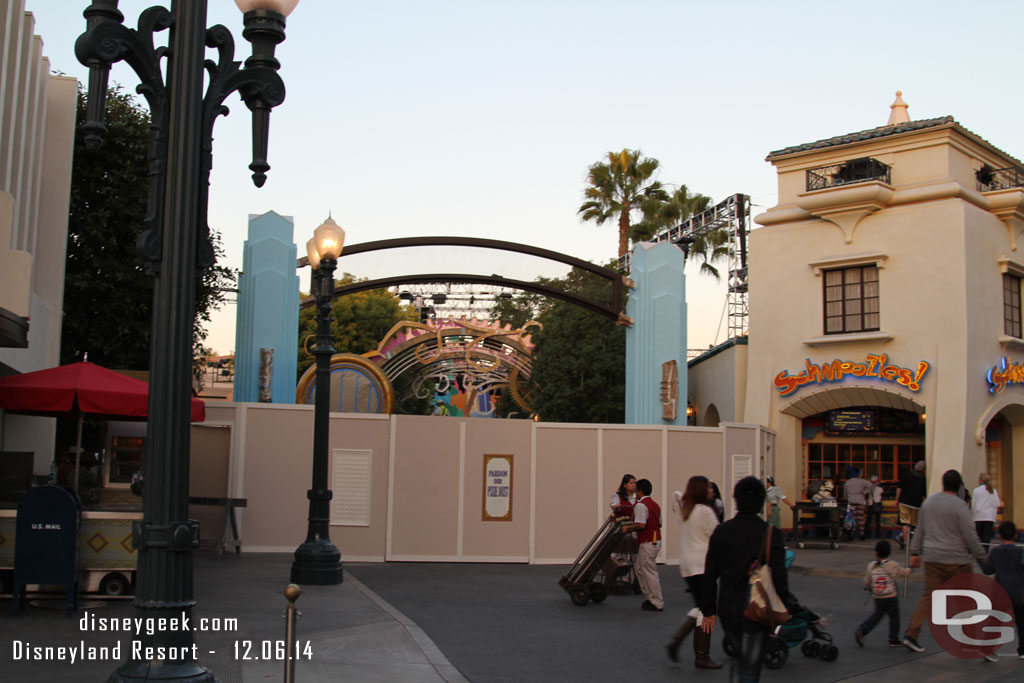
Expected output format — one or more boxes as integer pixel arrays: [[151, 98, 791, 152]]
[[0, 539, 1020, 682]]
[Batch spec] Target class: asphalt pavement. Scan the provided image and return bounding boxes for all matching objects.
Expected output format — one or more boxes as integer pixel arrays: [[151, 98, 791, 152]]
[[0, 540, 1021, 682]]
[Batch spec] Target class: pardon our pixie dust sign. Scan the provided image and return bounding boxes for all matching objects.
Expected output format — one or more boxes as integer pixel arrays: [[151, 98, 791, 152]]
[[774, 353, 930, 397], [483, 454, 513, 521], [987, 357, 1024, 393]]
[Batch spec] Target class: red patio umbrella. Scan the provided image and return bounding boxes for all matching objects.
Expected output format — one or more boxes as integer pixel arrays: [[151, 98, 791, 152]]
[[0, 361, 206, 491]]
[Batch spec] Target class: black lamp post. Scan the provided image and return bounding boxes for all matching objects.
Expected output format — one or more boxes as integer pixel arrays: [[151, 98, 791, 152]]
[[291, 217, 346, 585], [75, 1, 296, 681]]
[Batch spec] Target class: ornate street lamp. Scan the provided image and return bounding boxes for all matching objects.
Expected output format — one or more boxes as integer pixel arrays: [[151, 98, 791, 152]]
[[75, 1, 297, 681], [292, 216, 346, 585]]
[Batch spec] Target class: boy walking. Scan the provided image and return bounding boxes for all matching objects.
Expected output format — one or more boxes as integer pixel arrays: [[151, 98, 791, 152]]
[[855, 541, 912, 647], [979, 521, 1024, 659]]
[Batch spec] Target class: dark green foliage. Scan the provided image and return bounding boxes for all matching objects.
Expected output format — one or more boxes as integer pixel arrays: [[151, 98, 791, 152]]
[[296, 274, 418, 379], [61, 85, 235, 372], [490, 266, 625, 423]]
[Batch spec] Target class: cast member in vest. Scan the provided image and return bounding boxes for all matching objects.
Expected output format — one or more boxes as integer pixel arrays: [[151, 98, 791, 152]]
[[623, 478, 664, 611], [609, 473, 637, 519], [666, 476, 722, 668], [699, 476, 789, 683]]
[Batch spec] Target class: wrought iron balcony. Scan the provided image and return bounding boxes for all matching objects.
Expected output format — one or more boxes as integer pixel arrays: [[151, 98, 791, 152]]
[[977, 165, 1024, 192], [806, 157, 891, 191]]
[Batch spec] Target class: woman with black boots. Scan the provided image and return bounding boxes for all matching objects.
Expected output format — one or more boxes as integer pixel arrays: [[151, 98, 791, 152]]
[[666, 475, 723, 669]]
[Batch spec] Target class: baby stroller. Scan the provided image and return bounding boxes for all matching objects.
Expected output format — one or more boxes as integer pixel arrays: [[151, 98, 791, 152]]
[[723, 549, 838, 669], [763, 606, 837, 669]]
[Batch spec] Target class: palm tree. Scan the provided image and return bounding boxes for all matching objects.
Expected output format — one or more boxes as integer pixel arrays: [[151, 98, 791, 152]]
[[578, 149, 669, 258], [637, 185, 729, 280]]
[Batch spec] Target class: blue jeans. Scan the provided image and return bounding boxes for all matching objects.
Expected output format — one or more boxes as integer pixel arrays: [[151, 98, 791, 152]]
[[732, 618, 769, 683]]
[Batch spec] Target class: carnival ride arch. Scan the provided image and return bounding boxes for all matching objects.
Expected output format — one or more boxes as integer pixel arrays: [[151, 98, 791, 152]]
[[297, 236, 624, 415]]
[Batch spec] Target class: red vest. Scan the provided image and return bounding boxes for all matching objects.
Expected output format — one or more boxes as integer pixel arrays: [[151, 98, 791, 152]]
[[613, 493, 635, 519], [635, 497, 661, 543]]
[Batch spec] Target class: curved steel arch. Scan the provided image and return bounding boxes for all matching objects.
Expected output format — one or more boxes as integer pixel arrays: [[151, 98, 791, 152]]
[[300, 273, 631, 323], [297, 236, 632, 324]]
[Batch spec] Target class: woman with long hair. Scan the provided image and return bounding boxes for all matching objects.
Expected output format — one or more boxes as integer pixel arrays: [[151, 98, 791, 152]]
[[610, 473, 637, 518], [666, 475, 722, 669]]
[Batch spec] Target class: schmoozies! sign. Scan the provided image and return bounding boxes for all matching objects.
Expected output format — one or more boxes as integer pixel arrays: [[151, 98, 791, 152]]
[[986, 357, 1024, 394], [774, 353, 930, 397]]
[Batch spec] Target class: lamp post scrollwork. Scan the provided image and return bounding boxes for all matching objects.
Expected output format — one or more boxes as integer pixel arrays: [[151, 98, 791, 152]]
[[75, 1, 297, 681]]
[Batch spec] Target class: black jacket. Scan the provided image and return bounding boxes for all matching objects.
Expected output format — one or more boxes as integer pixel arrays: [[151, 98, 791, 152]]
[[698, 512, 789, 630]]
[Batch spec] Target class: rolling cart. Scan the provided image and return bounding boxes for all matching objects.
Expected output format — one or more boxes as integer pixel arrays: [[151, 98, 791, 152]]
[[558, 515, 630, 606], [791, 503, 845, 549]]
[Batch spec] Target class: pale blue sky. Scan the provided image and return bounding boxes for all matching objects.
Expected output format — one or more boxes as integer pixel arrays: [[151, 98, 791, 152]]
[[25, 0, 1024, 354]]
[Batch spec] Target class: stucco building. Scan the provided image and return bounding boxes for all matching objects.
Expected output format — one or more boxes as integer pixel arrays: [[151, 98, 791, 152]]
[[741, 94, 1024, 525], [0, 1, 77, 468]]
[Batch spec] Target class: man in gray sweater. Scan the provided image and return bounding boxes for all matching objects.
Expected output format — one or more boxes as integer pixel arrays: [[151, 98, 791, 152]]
[[902, 469, 987, 653]]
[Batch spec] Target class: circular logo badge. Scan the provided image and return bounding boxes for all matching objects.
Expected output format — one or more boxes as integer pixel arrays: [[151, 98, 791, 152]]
[[928, 573, 1015, 659]]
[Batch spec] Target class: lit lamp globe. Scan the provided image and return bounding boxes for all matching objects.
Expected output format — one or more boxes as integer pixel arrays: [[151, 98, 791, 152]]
[[234, 0, 300, 16], [312, 216, 346, 262], [305, 238, 321, 271]]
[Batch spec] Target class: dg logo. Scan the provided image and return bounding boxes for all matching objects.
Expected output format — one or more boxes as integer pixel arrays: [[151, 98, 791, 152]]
[[930, 573, 1015, 658]]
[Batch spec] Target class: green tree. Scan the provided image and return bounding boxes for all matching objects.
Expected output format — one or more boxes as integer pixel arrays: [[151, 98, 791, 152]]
[[636, 184, 729, 280], [525, 267, 626, 423], [61, 85, 235, 371], [578, 149, 669, 259], [296, 274, 417, 378]]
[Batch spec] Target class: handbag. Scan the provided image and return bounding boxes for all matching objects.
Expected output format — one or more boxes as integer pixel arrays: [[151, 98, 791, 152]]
[[743, 522, 790, 627]]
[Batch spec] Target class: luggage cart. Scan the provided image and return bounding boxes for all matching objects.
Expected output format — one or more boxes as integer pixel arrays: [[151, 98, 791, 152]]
[[598, 534, 640, 595], [558, 515, 630, 606]]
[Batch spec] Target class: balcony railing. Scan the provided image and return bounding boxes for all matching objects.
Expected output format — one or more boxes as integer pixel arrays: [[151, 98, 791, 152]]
[[977, 166, 1024, 192], [806, 157, 891, 191]]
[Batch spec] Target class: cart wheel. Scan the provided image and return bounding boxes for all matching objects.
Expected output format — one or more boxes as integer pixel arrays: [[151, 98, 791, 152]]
[[805, 641, 821, 657], [723, 635, 738, 658], [764, 639, 788, 670], [588, 582, 608, 603], [100, 573, 129, 596], [820, 645, 838, 662], [631, 578, 642, 595], [801, 641, 815, 657], [570, 588, 589, 606]]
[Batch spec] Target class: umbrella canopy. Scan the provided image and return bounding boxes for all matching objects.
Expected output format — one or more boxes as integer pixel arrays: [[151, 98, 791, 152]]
[[0, 361, 206, 422]]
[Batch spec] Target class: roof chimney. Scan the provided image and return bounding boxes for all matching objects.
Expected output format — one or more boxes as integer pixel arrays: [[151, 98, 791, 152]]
[[887, 91, 909, 125]]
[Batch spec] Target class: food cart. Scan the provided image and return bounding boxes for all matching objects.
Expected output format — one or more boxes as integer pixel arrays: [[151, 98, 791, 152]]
[[0, 362, 205, 599]]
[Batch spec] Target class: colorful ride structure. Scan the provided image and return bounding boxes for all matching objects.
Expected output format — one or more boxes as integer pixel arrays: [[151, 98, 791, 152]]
[[296, 317, 540, 417]]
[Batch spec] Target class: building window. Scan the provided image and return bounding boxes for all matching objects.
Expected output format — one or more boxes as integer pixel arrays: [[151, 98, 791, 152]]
[[806, 442, 924, 488], [824, 265, 879, 334], [1003, 273, 1021, 338]]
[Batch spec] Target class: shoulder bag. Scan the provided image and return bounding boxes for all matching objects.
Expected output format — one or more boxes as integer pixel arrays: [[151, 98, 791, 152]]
[[743, 522, 790, 628]]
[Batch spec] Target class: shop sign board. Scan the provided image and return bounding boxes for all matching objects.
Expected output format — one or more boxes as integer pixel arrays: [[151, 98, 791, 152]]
[[986, 357, 1024, 394], [774, 353, 930, 397]]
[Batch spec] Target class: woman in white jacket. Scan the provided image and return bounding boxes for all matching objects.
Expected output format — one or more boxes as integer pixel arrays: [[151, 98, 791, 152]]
[[666, 475, 722, 669]]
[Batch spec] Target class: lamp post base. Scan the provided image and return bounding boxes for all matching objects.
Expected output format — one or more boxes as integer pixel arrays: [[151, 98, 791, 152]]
[[110, 661, 217, 682], [290, 539, 343, 585]]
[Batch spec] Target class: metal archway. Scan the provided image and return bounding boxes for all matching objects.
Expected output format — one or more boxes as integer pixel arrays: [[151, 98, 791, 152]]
[[298, 236, 633, 324]]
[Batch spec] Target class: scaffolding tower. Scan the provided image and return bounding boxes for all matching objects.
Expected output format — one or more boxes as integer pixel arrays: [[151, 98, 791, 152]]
[[619, 193, 750, 341], [391, 283, 519, 322]]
